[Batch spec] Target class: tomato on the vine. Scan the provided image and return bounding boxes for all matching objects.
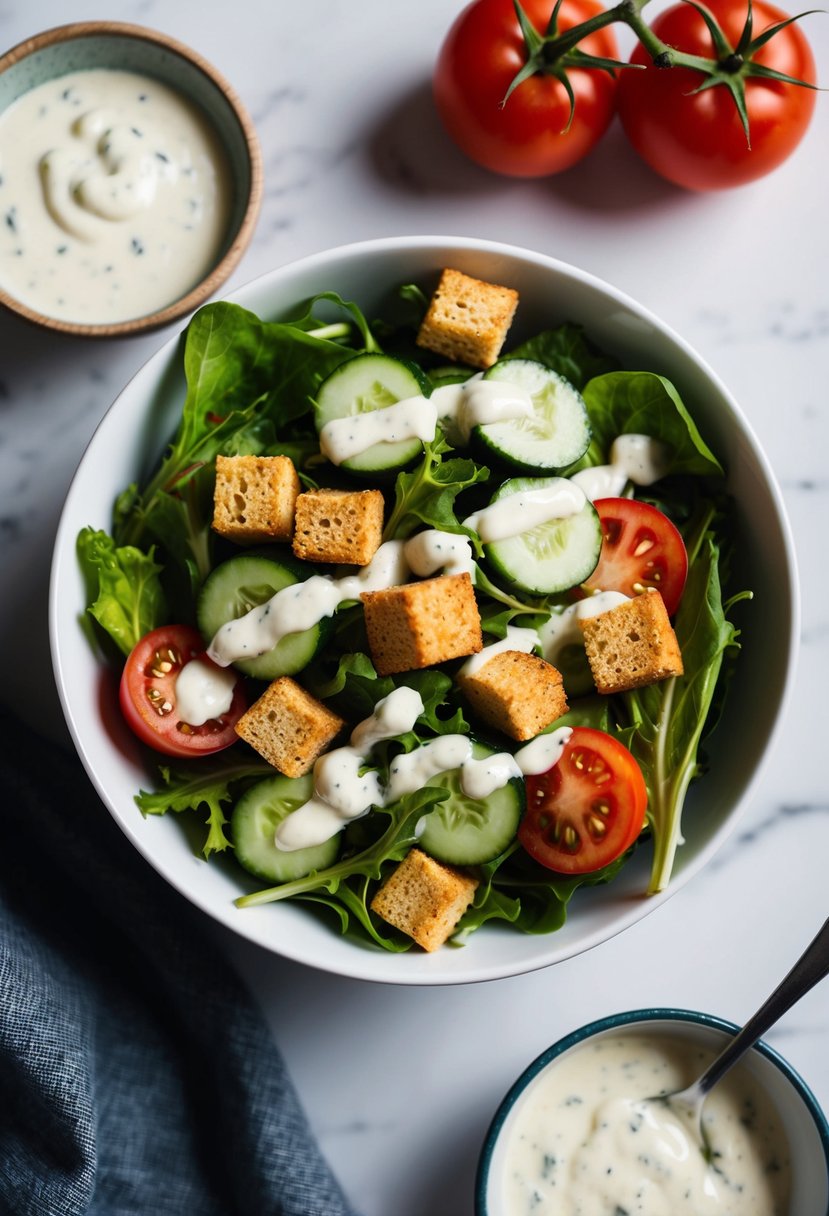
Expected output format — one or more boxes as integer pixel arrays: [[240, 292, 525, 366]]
[[119, 624, 246, 758], [582, 498, 688, 616], [433, 0, 620, 177], [616, 0, 817, 190], [519, 727, 647, 875]]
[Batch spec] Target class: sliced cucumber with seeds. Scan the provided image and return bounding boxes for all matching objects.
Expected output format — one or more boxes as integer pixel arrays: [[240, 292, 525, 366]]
[[232, 774, 339, 884], [197, 554, 326, 680], [475, 358, 590, 473], [417, 740, 525, 867], [484, 477, 602, 596], [314, 352, 431, 474]]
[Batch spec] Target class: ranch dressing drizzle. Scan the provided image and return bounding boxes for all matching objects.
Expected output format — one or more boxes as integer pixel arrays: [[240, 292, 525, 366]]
[[318, 378, 534, 465], [501, 1032, 791, 1216], [403, 530, 476, 579], [571, 433, 671, 501], [0, 69, 231, 324], [459, 625, 539, 678], [173, 659, 237, 726], [275, 690, 573, 852], [463, 480, 586, 544], [207, 540, 409, 666]]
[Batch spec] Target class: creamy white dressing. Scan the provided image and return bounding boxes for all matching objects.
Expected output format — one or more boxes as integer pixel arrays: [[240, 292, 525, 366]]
[[500, 1031, 791, 1216], [463, 480, 586, 544], [459, 625, 539, 678], [274, 690, 572, 852], [318, 378, 534, 465], [0, 69, 231, 323], [538, 592, 630, 668], [403, 530, 476, 578], [513, 728, 573, 776], [571, 433, 671, 502], [174, 658, 237, 726], [207, 540, 409, 666]]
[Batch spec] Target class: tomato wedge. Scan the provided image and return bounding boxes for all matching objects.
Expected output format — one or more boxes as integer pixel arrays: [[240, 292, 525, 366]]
[[119, 624, 246, 758], [583, 497, 688, 616], [519, 727, 647, 875]]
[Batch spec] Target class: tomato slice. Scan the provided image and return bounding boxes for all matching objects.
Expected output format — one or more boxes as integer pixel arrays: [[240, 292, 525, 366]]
[[119, 624, 246, 757], [519, 727, 647, 875], [582, 497, 688, 616]]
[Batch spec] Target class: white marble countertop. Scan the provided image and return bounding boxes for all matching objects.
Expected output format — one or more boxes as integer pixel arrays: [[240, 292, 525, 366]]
[[2, 2, 828, 1212]]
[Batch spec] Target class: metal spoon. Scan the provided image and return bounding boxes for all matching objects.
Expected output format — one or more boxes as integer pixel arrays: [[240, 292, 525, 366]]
[[655, 916, 829, 1154]]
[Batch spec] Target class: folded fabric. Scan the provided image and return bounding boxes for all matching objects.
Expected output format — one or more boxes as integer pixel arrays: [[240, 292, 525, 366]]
[[0, 713, 358, 1216]]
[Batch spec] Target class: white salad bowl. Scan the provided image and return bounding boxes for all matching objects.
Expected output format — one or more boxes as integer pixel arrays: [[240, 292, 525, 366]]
[[49, 235, 799, 985], [476, 1009, 829, 1215]]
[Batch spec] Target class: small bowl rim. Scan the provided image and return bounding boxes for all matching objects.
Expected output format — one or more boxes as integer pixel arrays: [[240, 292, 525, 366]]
[[475, 1006, 829, 1214], [0, 20, 263, 338]]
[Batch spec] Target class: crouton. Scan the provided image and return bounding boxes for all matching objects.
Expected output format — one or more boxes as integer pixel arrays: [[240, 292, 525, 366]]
[[361, 573, 482, 676], [416, 268, 519, 369], [370, 848, 478, 952], [292, 487, 384, 567], [213, 454, 300, 544], [457, 650, 568, 742], [579, 592, 684, 695], [234, 676, 345, 777]]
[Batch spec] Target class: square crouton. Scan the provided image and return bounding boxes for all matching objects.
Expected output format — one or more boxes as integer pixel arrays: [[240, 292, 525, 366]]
[[416, 268, 519, 369], [361, 573, 482, 676], [292, 488, 384, 567], [579, 592, 684, 695], [213, 454, 300, 544], [457, 650, 568, 742], [234, 676, 345, 777], [370, 848, 478, 952]]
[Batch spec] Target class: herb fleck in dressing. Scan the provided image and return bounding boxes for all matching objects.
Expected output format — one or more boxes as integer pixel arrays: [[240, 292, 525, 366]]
[[502, 1032, 791, 1215], [0, 69, 231, 322]]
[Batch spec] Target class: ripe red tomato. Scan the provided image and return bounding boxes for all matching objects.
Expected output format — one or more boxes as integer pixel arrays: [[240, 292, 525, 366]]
[[433, 0, 620, 177], [519, 727, 647, 874], [119, 624, 246, 758], [616, 0, 817, 190], [582, 498, 688, 616]]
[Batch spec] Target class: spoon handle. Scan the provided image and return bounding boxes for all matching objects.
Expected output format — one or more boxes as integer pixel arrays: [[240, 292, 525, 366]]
[[698, 916, 829, 1098]]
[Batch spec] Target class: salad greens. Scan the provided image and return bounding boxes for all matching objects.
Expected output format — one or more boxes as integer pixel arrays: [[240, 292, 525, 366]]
[[78, 284, 746, 951]]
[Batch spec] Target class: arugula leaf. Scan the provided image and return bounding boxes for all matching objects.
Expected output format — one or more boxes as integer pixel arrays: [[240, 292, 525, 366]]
[[77, 527, 166, 656], [235, 786, 449, 913], [136, 755, 273, 857], [576, 371, 723, 478], [507, 323, 621, 389], [620, 532, 742, 893], [383, 435, 490, 542]]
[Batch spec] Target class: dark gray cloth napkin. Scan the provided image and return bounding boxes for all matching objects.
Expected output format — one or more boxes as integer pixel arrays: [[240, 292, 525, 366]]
[[0, 712, 357, 1216]]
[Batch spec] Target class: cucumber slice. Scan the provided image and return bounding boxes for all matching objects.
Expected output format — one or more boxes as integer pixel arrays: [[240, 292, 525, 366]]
[[232, 774, 339, 883], [418, 741, 525, 866], [475, 358, 590, 473], [484, 477, 602, 596], [197, 554, 325, 680], [314, 352, 431, 474]]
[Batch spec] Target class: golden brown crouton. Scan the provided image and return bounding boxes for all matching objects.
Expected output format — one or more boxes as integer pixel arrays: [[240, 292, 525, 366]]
[[213, 455, 300, 544], [292, 488, 384, 567], [361, 573, 482, 676], [415, 268, 519, 369], [234, 677, 345, 777], [370, 848, 478, 952], [579, 592, 684, 695], [457, 650, 568, 742]]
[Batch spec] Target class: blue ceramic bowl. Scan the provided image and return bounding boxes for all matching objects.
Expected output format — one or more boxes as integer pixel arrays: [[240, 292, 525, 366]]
[[0, 21, 262, 336], [476, 1007, 829, 1216]]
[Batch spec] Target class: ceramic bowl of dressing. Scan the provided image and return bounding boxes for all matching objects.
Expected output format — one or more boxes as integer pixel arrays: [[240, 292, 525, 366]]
[[476, 1007, 829, 1216], [0, 21, 262, 336]]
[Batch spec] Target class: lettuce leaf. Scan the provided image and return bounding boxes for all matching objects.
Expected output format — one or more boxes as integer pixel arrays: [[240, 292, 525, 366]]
[[77, 527, 166, 656]]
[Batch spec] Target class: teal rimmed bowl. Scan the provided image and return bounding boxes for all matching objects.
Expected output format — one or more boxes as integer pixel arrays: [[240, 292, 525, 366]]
[[0, 21, 262, 336], [476, 1007, 829, 1215]]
